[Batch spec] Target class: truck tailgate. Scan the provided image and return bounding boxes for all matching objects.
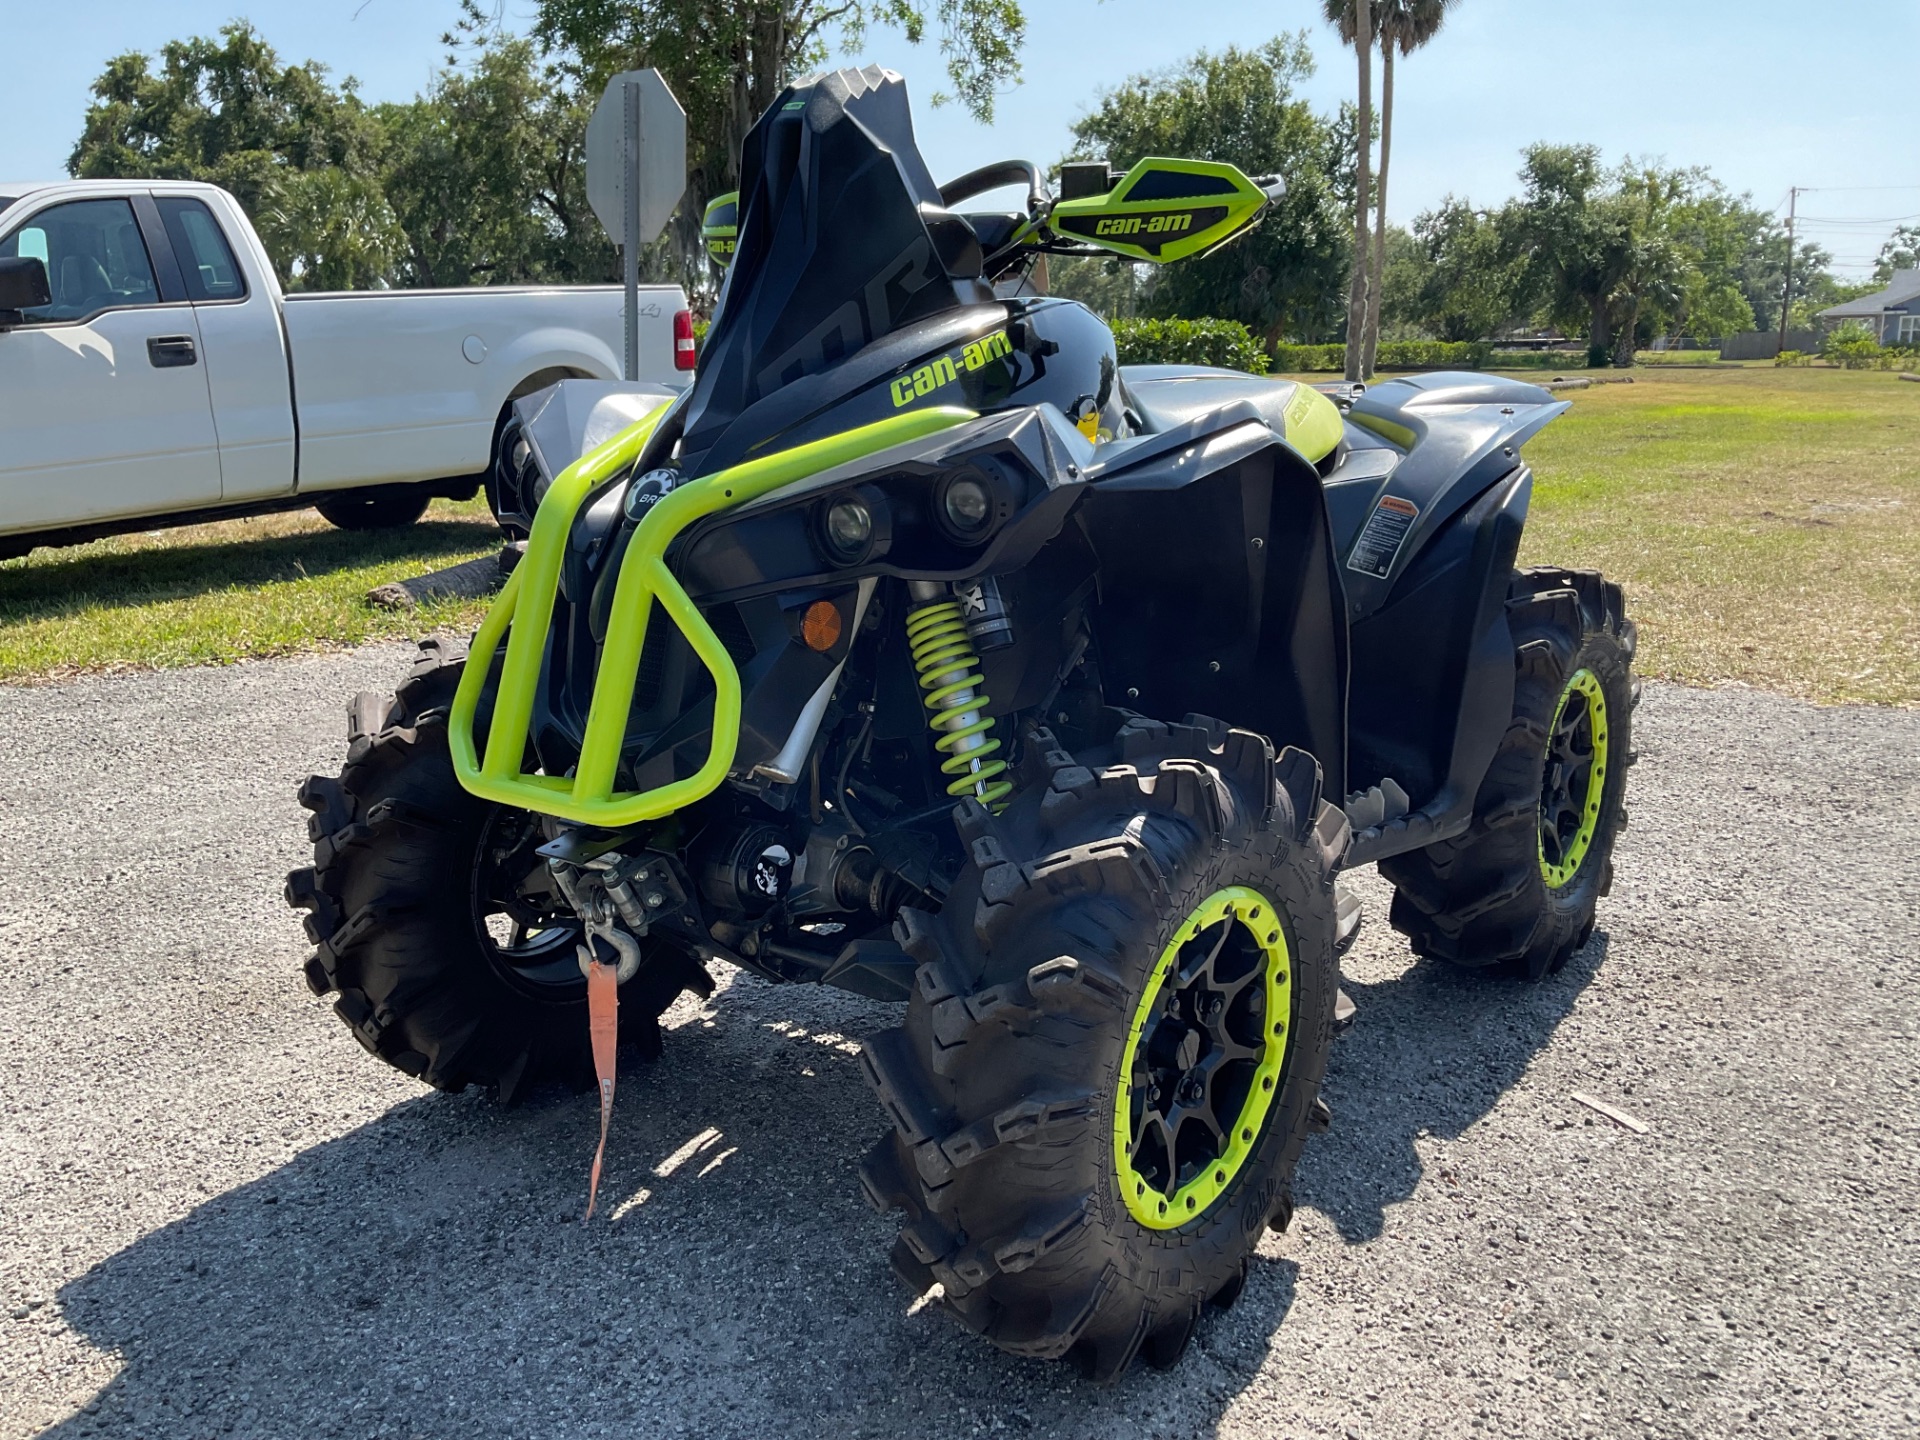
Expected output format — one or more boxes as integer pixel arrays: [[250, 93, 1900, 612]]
[[281, 286, 679, 492]]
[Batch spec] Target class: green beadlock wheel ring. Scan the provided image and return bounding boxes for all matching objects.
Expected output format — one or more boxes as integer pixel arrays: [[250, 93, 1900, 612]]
[[1114, 886, 1294, 1230], [1538, 667, 1610, 889]]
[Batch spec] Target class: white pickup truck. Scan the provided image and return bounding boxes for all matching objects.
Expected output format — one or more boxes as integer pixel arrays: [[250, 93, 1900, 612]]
[[0, 179, 694, 558]]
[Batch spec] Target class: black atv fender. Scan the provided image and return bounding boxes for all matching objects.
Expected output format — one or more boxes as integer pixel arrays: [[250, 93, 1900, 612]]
[[1326, 371, 1565, 619], [1345, 466, 1530, 866], [1326, 373, 1565, 866], [1074, 399, 1349, 797]]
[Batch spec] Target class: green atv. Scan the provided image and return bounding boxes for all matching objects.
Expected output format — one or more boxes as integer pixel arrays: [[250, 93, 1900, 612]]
[[287, 66, 1634, 1379]]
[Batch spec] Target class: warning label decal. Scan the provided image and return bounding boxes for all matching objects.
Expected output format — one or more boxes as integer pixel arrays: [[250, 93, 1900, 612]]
[[1347, 494, 1419, 578]]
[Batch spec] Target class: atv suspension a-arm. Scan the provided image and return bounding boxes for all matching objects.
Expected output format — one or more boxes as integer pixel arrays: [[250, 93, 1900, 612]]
[[449, 404, 976, 827]]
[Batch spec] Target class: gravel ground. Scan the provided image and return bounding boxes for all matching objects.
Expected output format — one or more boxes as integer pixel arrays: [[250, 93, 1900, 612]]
[[1, 646, 1915, 1440]]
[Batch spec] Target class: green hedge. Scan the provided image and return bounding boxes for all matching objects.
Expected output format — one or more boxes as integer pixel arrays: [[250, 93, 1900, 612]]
[[1820, 323, 1920, 370], [1266, 340, 1495, 372], [1379, 340, 1493, 370], [1110, 318, 1270, 374], [1266, 344, 1346, 372], [1489, 350, 1591, 370]]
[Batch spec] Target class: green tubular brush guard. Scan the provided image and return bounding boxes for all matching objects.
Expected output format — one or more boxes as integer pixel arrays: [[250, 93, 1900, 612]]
[[449, 404, 977, 827]]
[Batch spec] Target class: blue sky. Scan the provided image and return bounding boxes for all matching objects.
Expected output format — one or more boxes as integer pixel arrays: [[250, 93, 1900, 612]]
[[8, 0, 1917, 278]]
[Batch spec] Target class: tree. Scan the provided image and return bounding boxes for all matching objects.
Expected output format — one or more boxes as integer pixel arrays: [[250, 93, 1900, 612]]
[[1874, 224, 1920, 283], [1408, 199, 1520, 340], [529, 1, 1026, 288], [1321, 0, 1375, 379], [376, 33, 628, 288], [67, 20, 651, 293], [1373, 223, 1432, 338], [1507, 144, 1619, 358], [1507, 144, 1694, 364], [1737, 224, 1833, 334], [1390, 147, 1865, 354], [254, 168, 404, 290], [70, 22, 383, 239], [1063, 36, 1352, 344], [1507, 150, 1716, 364], [1604, 166, 1690, 363], [1047, 254, 1146, 320], [1327, 0, 1457, 374], [1658, 180, 1760, 341]]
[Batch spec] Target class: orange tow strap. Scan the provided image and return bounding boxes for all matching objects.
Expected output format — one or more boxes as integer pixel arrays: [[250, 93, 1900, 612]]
[[582, 958, 619, 1221]]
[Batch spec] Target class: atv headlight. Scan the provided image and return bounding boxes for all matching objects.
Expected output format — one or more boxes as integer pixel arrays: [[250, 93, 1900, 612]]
[[938, 472, 995, 541], [819, 494, 878, 565]]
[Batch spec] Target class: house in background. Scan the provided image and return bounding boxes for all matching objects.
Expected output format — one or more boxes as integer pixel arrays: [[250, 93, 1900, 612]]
[[1817, 268, 1920, 344]]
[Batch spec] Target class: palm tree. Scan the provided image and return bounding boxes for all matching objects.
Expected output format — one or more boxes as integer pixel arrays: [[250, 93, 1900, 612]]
[[1325, 0, 1460, 377], [1367, 0, 1460, 373], [1324, 0, 1375, 381]]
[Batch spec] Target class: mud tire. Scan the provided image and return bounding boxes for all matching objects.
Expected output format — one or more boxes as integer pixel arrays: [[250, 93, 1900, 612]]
[[285, 638, 708, 1098], [859, 715, 1347, 1380], [1381, 568, 1637, 979]]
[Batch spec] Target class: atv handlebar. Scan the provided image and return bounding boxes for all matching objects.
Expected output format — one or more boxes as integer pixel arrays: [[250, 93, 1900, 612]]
[[939, 159, 1049, 217]]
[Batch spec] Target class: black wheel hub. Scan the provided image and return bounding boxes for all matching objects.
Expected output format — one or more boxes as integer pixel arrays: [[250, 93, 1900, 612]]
[[1129, 915, 1271, 1196], [470, 808, 584, 994]]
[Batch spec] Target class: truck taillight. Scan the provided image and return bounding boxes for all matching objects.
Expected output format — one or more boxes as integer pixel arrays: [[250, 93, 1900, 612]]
[[673, 309, 697, 371]]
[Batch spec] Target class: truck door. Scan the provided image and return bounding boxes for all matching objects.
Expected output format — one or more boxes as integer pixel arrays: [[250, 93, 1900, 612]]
[[0, 196, 223, 537], [153, 194, 295, 502]]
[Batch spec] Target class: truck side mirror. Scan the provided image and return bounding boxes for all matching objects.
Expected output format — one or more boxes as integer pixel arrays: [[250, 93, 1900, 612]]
[[0, 255, 51, 330]]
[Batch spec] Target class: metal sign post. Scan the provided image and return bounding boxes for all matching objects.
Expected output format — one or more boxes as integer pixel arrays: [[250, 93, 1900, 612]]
[[622, 79, 642, 380], [585, 69, 687, 382]]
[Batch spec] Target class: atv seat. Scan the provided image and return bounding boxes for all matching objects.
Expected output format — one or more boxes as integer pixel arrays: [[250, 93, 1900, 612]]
[[1119, 365, 1303, 437]]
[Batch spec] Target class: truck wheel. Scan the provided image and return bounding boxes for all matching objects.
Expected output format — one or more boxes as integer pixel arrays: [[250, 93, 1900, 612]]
[[859, 716, 1347, 1379], [1381, 568, 1637, 980], [314, 487, 431, 531], [284, 638, 711, 1099], [484, 413, 534, 541]]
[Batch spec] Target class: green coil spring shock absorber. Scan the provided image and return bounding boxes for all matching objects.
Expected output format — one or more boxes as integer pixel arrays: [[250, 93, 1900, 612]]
[[904, 581, 1012, 810]]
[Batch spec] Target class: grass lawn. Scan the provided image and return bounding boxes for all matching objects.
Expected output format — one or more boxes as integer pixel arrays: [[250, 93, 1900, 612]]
[[1513, 366, 1918, 706], [0, 499, 499, 681], [1, 367, 1913, 704]]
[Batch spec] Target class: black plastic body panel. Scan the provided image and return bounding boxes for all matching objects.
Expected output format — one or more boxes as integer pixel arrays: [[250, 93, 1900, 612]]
[[1318, 372, 1566, 622], [1118, 364, 1302, 438], [675, 407, 1087, 602], [684, 296, 1119, 477], [1077, 409, 1349, 796], [1344, 465, 1532, 866]]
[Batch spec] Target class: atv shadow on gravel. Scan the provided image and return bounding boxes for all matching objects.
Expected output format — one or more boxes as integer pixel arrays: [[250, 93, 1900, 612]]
[[40, 972, 1302, 1438], [1296, 915, 1608, 1244]]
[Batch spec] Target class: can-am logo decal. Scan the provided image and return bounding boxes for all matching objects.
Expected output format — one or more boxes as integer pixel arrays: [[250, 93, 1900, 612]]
[[1094, 212, 1194, 237], [890, 329, 1014, 407]]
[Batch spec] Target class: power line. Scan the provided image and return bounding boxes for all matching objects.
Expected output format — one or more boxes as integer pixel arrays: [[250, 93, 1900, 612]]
[[1796, 214, 1920, 226]]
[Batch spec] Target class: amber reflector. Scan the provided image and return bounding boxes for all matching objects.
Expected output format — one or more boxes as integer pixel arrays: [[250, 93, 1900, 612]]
[[802, 600, 843, 652]]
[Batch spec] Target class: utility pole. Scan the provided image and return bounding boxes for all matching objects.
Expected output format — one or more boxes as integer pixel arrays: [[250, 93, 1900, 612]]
[[1778, 186, 1799, 352]]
